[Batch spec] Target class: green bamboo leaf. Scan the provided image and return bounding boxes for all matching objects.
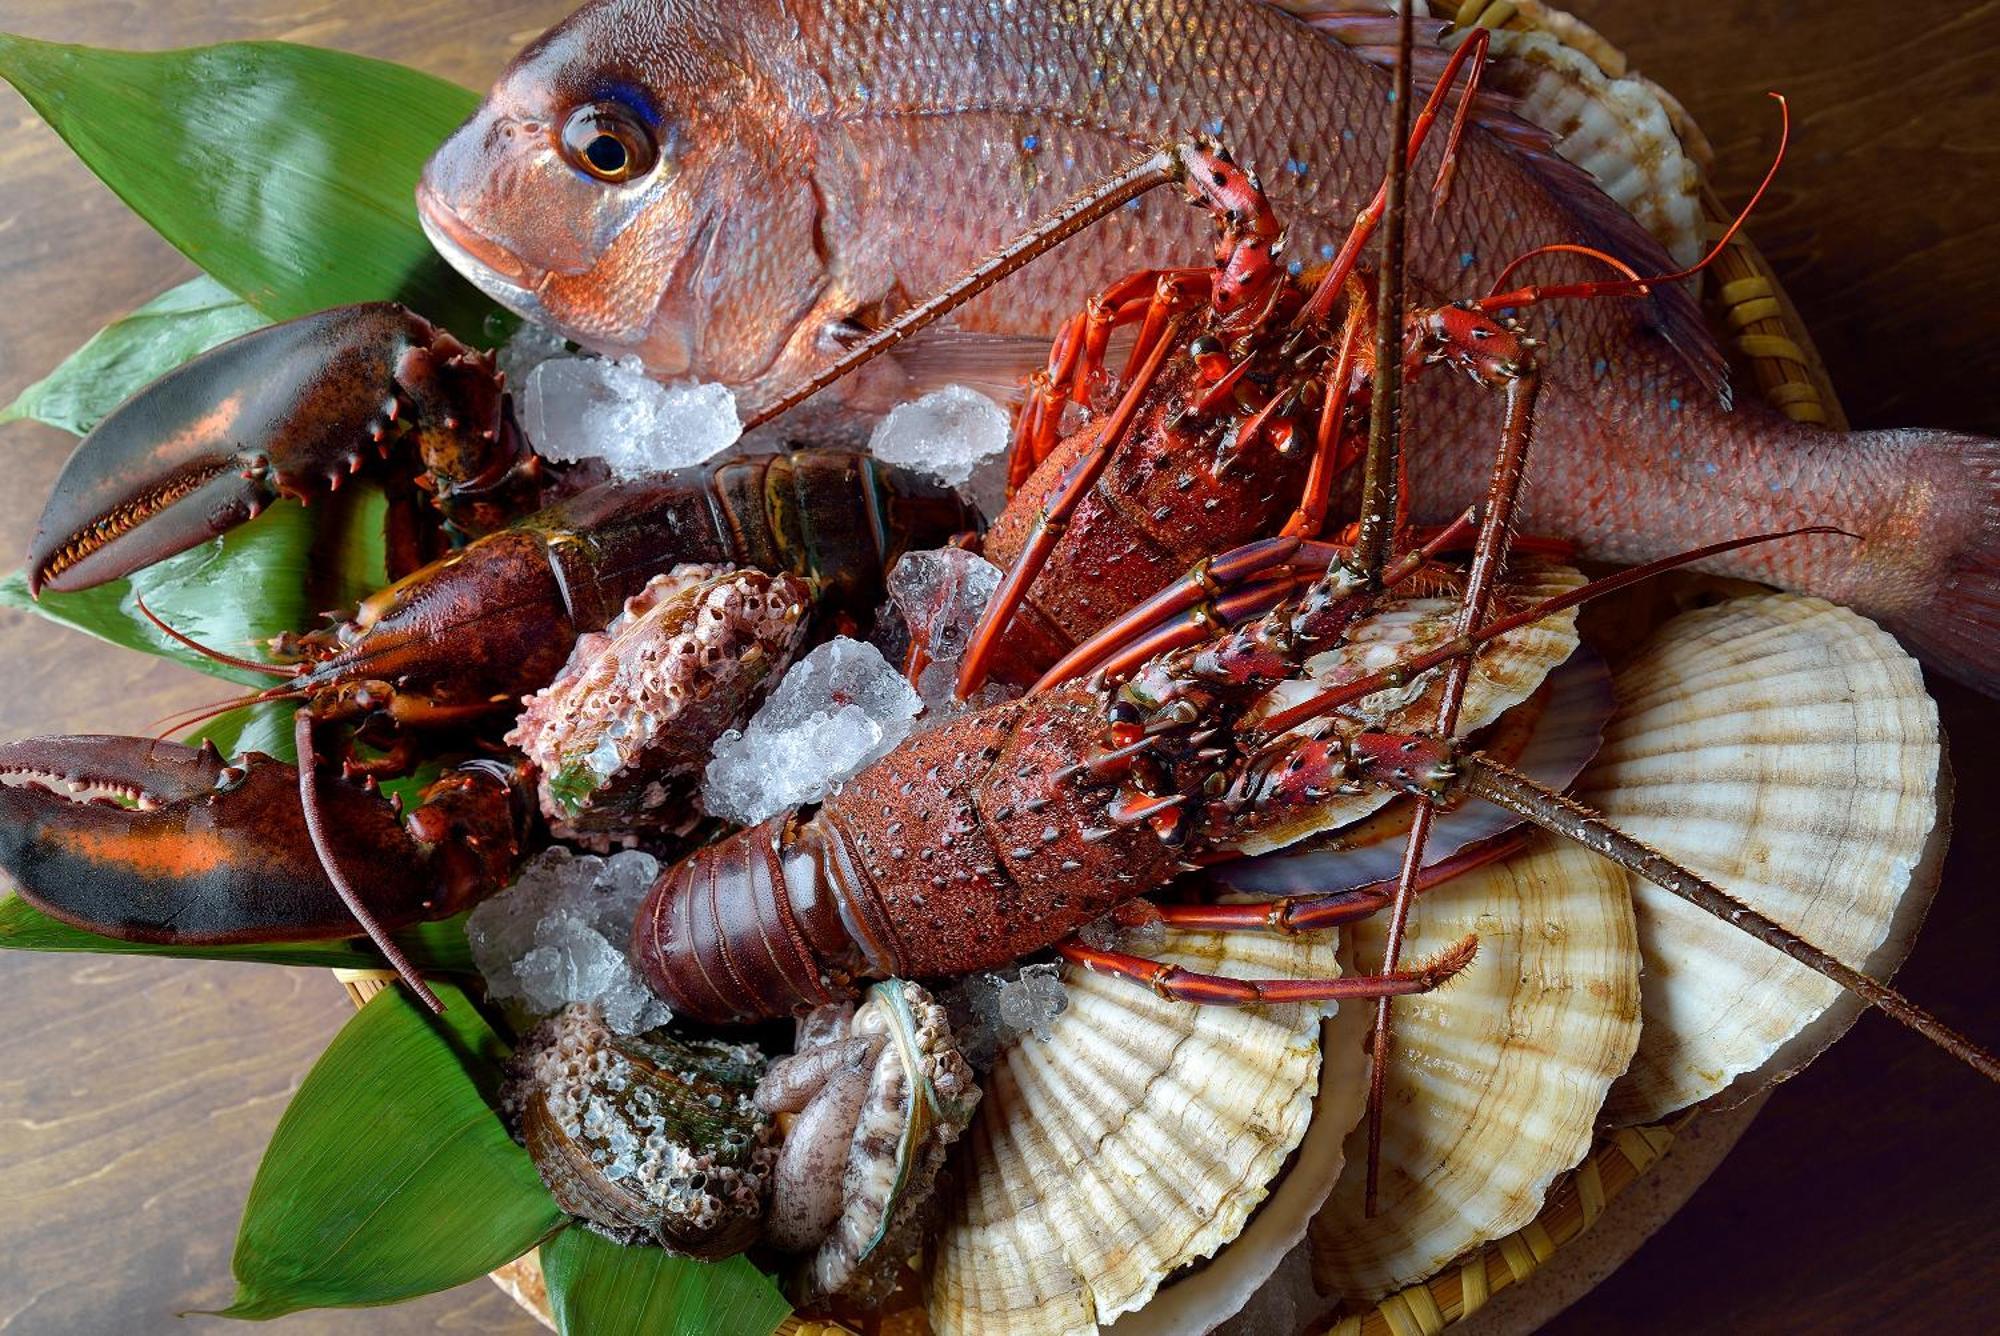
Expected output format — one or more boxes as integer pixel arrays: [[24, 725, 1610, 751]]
[[0, 895, 474, 974], [221, 981, 559, 1318], [0, 33, 503, 339], [1, 275, 268, 435], [190, 699, 301, 763], [0, 485, 390, 686], [543, 1226, 792, 1336]]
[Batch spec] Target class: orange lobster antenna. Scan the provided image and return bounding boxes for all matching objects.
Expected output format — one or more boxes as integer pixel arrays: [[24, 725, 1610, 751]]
[[1472, 93, 1791, 314]]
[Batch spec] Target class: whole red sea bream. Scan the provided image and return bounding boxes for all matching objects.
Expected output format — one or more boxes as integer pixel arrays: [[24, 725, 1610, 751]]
[[416, 0, 2000, 692]]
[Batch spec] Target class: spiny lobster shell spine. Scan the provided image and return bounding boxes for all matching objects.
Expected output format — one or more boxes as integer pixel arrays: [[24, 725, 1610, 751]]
[[632, 689, 1181, 1024], [983, 357, 1315, 655]]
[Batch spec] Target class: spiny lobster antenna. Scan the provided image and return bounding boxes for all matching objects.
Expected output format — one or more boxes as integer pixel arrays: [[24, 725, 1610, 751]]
[[1463, 757, 2000, 1086], [743, 148, 1194, 430], [1349, 1, 1421, 580]]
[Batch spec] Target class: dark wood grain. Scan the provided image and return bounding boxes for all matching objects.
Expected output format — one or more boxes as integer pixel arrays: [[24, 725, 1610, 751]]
[[0, 2, 1993, 1333]]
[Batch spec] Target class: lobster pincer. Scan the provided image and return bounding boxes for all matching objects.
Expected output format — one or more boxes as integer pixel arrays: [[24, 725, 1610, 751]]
[[25, 303, 556, 595], [0, 734, 524, 946]]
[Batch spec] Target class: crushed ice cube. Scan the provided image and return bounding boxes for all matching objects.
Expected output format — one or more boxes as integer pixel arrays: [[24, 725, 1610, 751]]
[[521, 355, 742, 478], [950, 962, 1070, 1067], [889, 547, 1002, 666], [466, 847, 671, 1034], [701, 637, 923, 826], [868, 385, 1011, 514], [882, 547, 1020, 723]]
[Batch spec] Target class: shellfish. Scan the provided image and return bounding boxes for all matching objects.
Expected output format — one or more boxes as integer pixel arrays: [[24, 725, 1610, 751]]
[[758, 980, 981, 1308], [926, 926, 1351, 1336], [1574, 593, 1947, 1125], [500, 1003, 776, 1260], [1309, 834, 1642, 1300]]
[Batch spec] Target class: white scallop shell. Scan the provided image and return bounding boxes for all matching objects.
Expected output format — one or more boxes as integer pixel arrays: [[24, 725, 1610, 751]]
[[1310, 834, 1641, 1302], [1239, 560, 1585, 856], [926, 928, 1357, 1336], [1574, 594, 1943, 1125]]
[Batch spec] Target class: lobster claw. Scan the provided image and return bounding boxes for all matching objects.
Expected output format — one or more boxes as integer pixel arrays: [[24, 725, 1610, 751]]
[[0, 734, 442, 943], [26, 303, 517, 594]]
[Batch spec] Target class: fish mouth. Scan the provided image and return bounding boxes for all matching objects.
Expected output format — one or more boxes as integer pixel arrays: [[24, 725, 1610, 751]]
[[416, 185, 560, 327]]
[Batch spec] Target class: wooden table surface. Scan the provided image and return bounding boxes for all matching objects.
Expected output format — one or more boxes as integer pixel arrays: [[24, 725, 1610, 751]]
[[0, 2, 1994, 1332]]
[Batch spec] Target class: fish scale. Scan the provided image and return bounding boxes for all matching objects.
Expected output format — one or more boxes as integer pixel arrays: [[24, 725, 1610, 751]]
[[419, 0, 2000, 692]]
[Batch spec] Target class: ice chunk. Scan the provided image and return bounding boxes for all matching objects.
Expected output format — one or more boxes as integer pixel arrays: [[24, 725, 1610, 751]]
[[521, 355, 741, 477], [494, 318, 571, 386], [889, 547, 1002, 667], [951, 962, 1070, 1067], [466, 847, 671, 1034], [701, 637, 923, 826], [868, 385, 1011, 514], [883, 546, 1022, 725]]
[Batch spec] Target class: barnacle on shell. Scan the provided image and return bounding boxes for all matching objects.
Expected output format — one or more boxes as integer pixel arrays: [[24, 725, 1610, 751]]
[[501, 1003, 777, 1259], [507, 564, 811, 839]]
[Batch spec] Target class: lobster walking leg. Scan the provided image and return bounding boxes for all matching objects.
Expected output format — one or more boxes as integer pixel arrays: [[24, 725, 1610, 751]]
[[293, 711, 443, 1013], [1155, 831, 1530, 934], [1056, 933, 1477, 1006]]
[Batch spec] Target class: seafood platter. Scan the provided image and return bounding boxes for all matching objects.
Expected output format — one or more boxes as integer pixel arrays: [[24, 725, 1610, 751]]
[[0, 1, 1994, 1332]]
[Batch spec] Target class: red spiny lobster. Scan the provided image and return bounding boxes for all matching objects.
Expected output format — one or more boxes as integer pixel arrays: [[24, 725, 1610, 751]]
[[630, 102, 2000, 1126]]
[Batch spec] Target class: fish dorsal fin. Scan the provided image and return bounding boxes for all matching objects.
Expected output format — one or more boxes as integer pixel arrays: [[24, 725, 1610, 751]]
[[1267, 0, 1729, 404]]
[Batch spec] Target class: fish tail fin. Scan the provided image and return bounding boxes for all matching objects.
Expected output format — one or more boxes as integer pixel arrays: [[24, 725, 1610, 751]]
[[1866, 428, 2000, 697]]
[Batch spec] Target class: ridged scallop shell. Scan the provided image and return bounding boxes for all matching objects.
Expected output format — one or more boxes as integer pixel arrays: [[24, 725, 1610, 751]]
[[1574, 594, 1943, 1125], [927, 928, 1351, 1336], [1310, 834, 1641, 1301], [1449, 2, 1709, 266], [1239, 560, 1585, 856]]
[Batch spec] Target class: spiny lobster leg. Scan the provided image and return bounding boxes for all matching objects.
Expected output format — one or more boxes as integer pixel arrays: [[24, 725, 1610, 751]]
[[1009, 267, 1213, 489], [1033, 509, 1477, 693], [955, 316, 1187, 698], [0, 733, 504, 946], [27, 304, 530, 595], [1158, 830, 1529, 934], [1292, 26, 1493, 332], [1280, 313, 1370, 540], [1056, 932, 1477, 1006]]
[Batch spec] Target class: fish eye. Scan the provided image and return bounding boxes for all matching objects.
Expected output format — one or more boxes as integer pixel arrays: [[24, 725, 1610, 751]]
[[560, 102, 658, 183]]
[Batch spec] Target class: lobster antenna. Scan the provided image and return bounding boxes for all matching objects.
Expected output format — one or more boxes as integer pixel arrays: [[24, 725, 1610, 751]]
[[744, 148, 1189, 430], [1350, 1, 1420, 579], [1463, 756, 2000, 1086], [151, 684, 306, 741], [134, 595, 294, 678], [293, 710, 444, 1014]]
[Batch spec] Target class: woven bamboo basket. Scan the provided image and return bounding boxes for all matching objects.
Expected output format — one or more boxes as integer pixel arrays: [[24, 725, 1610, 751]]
[[336, 1, 1851, 1330]]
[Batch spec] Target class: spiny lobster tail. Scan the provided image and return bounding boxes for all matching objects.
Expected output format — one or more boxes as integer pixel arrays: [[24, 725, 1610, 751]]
[[634, 816, 860, 1024]]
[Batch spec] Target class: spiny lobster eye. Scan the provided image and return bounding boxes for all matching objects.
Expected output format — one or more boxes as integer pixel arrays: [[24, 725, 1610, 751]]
[[560, 102, 658, 183]]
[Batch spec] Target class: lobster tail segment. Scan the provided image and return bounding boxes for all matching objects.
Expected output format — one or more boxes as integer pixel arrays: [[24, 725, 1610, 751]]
[[634, 816, 872, 1025]]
